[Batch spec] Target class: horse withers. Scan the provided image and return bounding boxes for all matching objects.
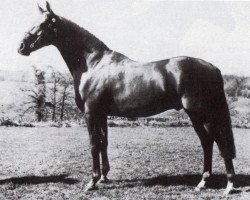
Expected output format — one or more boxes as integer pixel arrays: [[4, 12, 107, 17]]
[[18, 2, 236, 196]]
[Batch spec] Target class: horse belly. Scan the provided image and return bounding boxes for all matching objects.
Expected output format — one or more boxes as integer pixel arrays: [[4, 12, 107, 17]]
[[109, 92, 181, 117], [106, 61, 182, 117]]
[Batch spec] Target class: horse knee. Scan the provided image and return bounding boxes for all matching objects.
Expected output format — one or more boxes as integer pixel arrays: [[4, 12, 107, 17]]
[[201, 139, 214, 149], [91, 144, 101, 155]]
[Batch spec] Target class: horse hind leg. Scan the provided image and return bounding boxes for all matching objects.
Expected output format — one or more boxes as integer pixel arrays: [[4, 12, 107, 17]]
[[186, 111, 214, 191], [208, 91, 236, 196], [209, 123, 236, 196], [213, 113, 236, 196], [223, 159, 235, 196]]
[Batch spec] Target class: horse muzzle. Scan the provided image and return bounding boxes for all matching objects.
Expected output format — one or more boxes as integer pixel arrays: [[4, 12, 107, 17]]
[[18, 42, 31, 56]]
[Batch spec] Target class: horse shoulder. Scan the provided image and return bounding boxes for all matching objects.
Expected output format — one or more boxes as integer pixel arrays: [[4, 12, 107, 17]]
[[79, 69, 110, 105], [79, 71, 88, 96]]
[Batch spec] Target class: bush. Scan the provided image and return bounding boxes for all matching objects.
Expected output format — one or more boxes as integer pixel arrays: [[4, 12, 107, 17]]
[[0, 119, 18, 127]]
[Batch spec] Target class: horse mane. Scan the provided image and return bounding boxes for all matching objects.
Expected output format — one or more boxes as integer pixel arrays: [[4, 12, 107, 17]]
[[59, 16, 109, 52]]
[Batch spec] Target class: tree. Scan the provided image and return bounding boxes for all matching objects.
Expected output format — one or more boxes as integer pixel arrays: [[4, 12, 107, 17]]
[[46, 70, 76, 121], [57, 73, 73, 120], [224, 75, 247, 97], [21, 66, 82, 122], [234, 76, 247, 97], [46, 70, 61, 121], [22, 66, 46, 122]]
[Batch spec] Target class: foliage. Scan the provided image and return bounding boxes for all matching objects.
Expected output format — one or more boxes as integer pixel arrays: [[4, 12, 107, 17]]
[[21, 66, 46, 122], [223, 75, 248, 97], [20, 66, 82, 122]]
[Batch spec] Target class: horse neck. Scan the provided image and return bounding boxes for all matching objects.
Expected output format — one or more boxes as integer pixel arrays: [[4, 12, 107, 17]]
[[53, 17, 110, 103], [53, 17, 110, 81]]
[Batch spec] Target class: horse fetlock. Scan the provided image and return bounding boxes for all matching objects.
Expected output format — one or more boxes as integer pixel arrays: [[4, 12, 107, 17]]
[[202, 171, 210, 180], [84, 180, 98, 192], [92, 172, 101, 182], [195, 179, 206, 192], [195, 171, 211, 192], [98, 175, 109, 184], [227, 173, 235, 181], [223, 180, 234, 196]]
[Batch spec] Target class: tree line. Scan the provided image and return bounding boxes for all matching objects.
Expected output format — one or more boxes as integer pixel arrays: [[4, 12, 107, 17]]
[[224, 75, 250, 98]]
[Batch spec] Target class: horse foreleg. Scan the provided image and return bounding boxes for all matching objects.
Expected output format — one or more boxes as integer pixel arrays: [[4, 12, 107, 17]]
[[84, 113, 101, 192], [99, 116, 110, 183], [100, 147, 110, 183]]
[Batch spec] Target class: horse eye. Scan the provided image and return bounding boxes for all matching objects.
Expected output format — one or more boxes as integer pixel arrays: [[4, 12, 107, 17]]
[[52, 18, 56, 23]]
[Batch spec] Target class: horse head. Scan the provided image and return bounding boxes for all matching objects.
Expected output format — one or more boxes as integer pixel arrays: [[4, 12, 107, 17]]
[[18, 2, 58, 56]]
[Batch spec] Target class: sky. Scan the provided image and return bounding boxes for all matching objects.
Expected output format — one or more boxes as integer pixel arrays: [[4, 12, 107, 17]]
[[1, 0, 250, 75]]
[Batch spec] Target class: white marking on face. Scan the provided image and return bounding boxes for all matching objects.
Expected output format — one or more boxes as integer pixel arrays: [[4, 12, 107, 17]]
[[37, 31, 42, 36], [29, 14, 49, 35], [52, 18, 56, 22]]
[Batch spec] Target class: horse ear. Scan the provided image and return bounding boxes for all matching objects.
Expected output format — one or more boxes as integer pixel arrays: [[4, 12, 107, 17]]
[[46, 1, 54, 14], [37, 3, 45, 14]]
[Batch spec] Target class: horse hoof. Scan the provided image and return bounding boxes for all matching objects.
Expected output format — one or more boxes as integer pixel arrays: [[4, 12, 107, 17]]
[[194, 186, 205, 192], [223, 181, 234, 196], [84, 182, 98, 192], [223, 190, 229, 196], [98, 176, 110, 184], [223, 188, 234, 196]]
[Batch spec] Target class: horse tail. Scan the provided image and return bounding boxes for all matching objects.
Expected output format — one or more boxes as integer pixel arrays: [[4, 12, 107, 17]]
[[213, 69, 236, 159]]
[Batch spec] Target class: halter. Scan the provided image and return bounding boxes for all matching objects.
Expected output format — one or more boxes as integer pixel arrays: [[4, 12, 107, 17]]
[[26, 17, 58, 49]]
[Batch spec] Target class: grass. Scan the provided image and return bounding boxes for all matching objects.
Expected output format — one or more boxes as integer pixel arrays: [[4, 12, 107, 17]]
[[0, 127, 249, 199]]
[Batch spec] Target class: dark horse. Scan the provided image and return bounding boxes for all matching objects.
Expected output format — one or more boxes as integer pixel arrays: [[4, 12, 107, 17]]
[[18, 2, 236, 195]]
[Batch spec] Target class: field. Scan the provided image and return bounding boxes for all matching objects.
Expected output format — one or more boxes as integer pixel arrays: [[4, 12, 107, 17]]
[[0, 127, 249, 200]]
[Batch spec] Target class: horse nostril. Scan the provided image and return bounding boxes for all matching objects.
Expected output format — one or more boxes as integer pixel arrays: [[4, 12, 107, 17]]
[[20, 43, 25, 50]]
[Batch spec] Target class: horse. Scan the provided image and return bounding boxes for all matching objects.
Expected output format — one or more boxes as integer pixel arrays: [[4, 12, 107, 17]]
[[18, 2, 236, 195]]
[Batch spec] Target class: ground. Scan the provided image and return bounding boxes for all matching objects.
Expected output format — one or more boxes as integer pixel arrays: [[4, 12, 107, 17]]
[[0, 127, 249, 200]]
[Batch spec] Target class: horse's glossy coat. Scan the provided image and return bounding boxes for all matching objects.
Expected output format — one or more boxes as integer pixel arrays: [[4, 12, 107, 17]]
[[18, 2, 236, 195], [79, 55, 220, 118]]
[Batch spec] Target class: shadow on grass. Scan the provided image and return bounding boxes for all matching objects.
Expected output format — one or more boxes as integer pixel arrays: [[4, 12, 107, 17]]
[[109, 174, 250, 190], [0, 174, 79, 185]]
